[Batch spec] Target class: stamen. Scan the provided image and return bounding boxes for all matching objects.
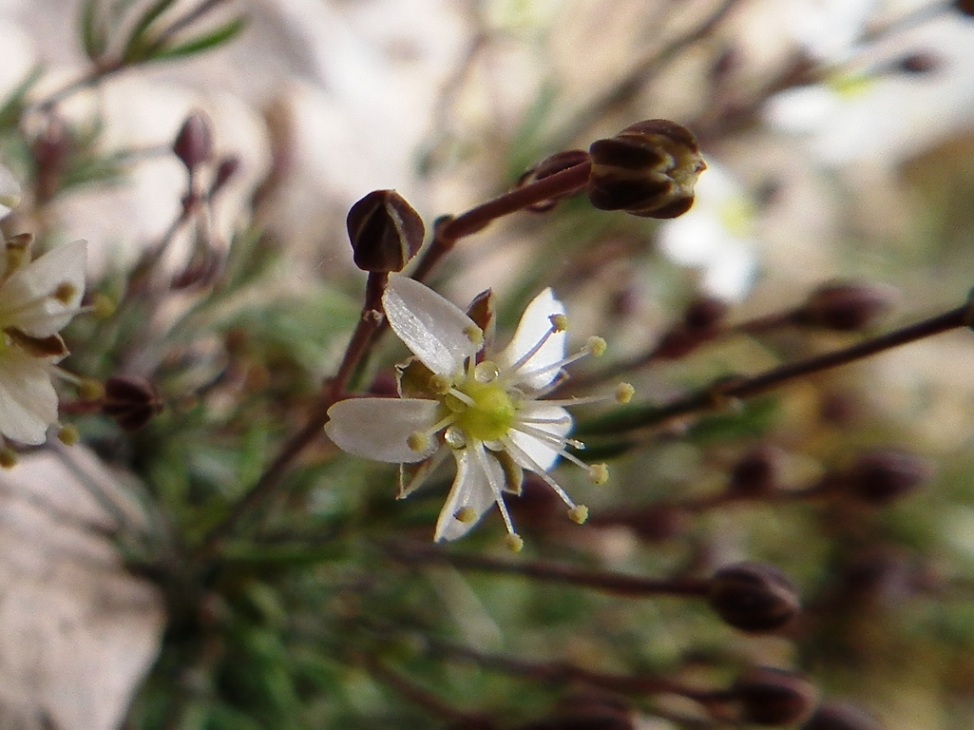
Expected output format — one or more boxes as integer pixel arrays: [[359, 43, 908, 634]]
[[455, 507, 478, 523], [57, 424, 80, 446], [408, 414, 456, 452], [568, 505, 589, 524], [616, 382, 635, 404], [587, 336, 607, 357], [54, 282, 79, 305], [464, 325, 484, 346], [512, 422, 587, 459], [588, 463, 609, 485], [502, 437, 578, 510], [516, 413, 572, 427], [0, 446, 16, 469], [517, 343, 599, 383], [471, 441, 519, 537], [549, 313, 568, 332], [508, 323, 559, 374], [445, 387, 476, 408], [504, 533, 524, 553]]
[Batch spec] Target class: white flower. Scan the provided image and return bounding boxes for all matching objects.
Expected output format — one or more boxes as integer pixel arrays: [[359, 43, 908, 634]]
[[0, 238, 87, 445], [656, 161, 758, 302], [0, 163, 21, 219], [326, 276, 629, 548]]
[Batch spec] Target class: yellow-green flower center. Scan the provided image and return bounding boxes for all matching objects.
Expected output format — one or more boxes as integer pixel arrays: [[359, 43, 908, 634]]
[[450, 378, 516, 443]]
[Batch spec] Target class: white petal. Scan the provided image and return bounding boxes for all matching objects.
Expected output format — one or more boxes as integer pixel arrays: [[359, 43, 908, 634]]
[[0, 240, 87, 337], [0, 164, 21, 218], [497, 287, 566, 390], [434, 448, 500, 542], [0, 350, 57, 445], [325, 397, 440, 463], [383, 276, 481, 376], [510, 405, 572, 472]]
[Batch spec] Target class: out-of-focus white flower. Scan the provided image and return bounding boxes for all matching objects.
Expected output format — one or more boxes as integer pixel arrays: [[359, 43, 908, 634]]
[[326, 277, 628, 548], [0, 163, 20, 218], [656, 162, 758, 302], [0, 238, 86, 445]]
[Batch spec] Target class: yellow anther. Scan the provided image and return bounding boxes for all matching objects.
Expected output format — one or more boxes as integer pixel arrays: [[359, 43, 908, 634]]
[[57, 424, 80, 446], [549, 313, 568, 332], [588, 463, 609, 485], [78, 378, 105, 401], [504, 533, 524, 553], [455, 507, 477, 524], [464, 325, 484, 347], [92, 293, 116, 319], [0, 448, 17, 469], [568, 505, 589, 525], [407, 432, 430, 453], [615, 382, 635, 404], [586, 336, 607, 357], [54, 282, 78, 305]]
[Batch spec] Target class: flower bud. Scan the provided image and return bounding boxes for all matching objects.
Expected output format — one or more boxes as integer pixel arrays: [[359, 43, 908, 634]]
[[843, 449, 933, 505], [587, 119, 706, 218], [173, 111, 214, 171], [795, 281, 897, 331], [346, 189, 425, 272], [801, 702, 883, 730], [733, 667, 819, 727], [210, 155, 241, 196], [517, 149, 591, 212], [954, 0, 974, 18], [102, 375, 164, 431], [708, 562, 801, 633], [728, 445, 784, 497], [684, 296, 729, 331], [895, 52, 940, 75]]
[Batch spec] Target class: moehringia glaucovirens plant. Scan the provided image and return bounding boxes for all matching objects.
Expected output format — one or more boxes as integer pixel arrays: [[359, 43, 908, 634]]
[[325, 276, 633, 551]]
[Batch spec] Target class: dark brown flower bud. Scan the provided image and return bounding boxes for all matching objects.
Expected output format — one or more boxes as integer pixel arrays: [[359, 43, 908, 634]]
[[210, 155, 241, 196], [795, 281, 897, 331], [173, 111, 214, 171], [346, 189, 425, 272], [733, 667, 819, 727], [684, 296, 729, 331], [728, 445, 784, 497], [843, 449, 933, 505], [801, 702, 883, 730], [517, 149, 591, 212], [953, 0, 974, 18], [895, 52, 940, 75], [587, 119, 706, 219], [102, 376, 164, 431], [708, 562, 801, 633]]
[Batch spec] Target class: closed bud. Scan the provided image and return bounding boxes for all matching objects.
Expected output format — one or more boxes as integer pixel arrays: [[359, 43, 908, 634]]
[[173, 111, 214, 171], [795, 281, 897, 331], [103, 375, 164, 431], [708, 562, 801, 633], [733, 667, 819, 727], [895, 52, 940, 75], [729, 445, 784, 497], [346, 190, 425, 272], [587, 119, 706, 219], [843, 449, 933, 505], [517, 149, 591, 212], [954, 0, 974, 18], [801, 702, 883, 730], [684, 296, 728, 331], [210, 155, 241, 196]]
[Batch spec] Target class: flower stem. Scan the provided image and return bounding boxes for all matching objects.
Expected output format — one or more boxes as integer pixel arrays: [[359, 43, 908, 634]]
[[389, 541, 710, 598], [583, 303, 970, 435]]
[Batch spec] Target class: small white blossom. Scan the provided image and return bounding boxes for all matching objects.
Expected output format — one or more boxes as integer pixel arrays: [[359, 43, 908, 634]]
[[0, 163, 21, 219], [0, 238, 87, 445], [326, 276, 625, 548]]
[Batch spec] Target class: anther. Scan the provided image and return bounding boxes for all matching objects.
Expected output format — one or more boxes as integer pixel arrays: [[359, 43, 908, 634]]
[[586, 336, 607, 357], [57, 424, 80, 446], [549, 313, 568, 332], [615, 382, 635, 404], [588, 463, 609, 485], [464, 325, 484, 346], [429, 374, 453, 395], [455, 507, 478, 523], [504, 533, 525, 553], [78, 378, 105, 401], [407, 432, 430, 452], [53, 282, 78, 305], [568, 505, 589, 524], [92, 293, 116, 319], [0, 447, 16, 469]]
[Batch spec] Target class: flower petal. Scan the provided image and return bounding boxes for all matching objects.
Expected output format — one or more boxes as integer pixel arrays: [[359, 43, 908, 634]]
[[383, 276, 481, 376], [510, 405, 572, 472], [0, 164, 21, 218], [497, 287, 566, 390], [0, 240, 87, 337], [0, 350, 57, 445], [434, 447, 500, 542], [325, 397, 440, 463]]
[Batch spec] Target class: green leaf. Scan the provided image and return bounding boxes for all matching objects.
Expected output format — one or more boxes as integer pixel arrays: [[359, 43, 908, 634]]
[[0, 65, 43, 129], [152, 17, 248, 61], [121, 0, 179, 61], [79, 0, 108, 61]]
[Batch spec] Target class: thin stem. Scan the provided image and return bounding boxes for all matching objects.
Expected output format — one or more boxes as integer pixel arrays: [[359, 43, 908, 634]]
[[389, 541, 710, 598], [584, 304, 969, 435], [410, 159, 592, 283]]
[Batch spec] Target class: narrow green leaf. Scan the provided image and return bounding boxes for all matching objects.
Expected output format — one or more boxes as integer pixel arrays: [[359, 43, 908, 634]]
[[79, 0, 107, 61], [152, 16, 247, 61], [0, 65, 44, 129]]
